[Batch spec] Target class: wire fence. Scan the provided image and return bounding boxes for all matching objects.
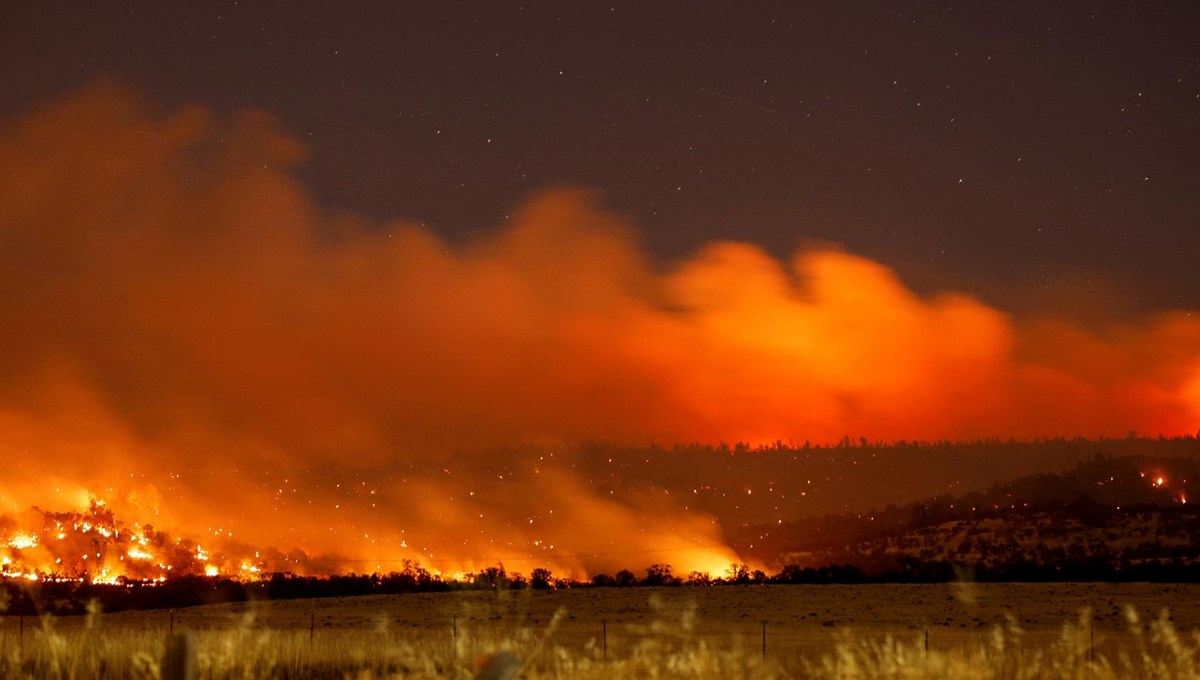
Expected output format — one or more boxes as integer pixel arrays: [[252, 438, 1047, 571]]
[[0, 604, 1147, 678]]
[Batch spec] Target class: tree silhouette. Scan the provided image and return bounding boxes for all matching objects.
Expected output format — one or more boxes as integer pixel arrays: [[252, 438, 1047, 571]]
[[530, 567, 554, 589], [644, 563, 680, 586]]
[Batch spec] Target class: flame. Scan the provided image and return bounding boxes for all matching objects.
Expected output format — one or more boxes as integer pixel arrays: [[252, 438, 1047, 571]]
[[0, 500, 277, 583], [126, 547, 154, 560], [7, 533, 38, 550]]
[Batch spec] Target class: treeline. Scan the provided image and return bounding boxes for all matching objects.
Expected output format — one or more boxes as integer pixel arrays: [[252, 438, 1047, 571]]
[[6, 556, 1200, 617]]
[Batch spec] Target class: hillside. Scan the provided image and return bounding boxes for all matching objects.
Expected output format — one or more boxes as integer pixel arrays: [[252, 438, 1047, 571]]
[[734, 453, 1200, 578]]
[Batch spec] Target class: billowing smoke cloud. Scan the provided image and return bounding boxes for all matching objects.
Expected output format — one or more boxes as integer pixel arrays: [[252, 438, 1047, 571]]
[[1, 83, 1198, 577]]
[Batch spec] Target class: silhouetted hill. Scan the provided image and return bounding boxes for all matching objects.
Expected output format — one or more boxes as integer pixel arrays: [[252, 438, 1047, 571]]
[[732, 452, 1200, 576], [565, 436, 1199, 526]]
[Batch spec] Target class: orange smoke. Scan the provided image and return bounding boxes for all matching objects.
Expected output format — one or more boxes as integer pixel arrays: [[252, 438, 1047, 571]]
[[1, 82, 1198, 577]]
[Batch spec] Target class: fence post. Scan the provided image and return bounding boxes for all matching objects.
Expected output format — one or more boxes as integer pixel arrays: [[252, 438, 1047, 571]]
[[161, 630, 198, 680], [761, 621, 767, 659], [310, 609, 315, 644], [169, 608, 175, 635], [602, 620, 607, 663], [924, 628, 929, 656], [19, 615, 23, 656], [452, 615, 458, 661], [1090, 620, 1094, 663]]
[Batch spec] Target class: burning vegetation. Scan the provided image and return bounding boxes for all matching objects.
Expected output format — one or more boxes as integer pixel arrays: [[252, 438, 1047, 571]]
[[2, 441, 1198, 595], [0, 500, 272, 584]]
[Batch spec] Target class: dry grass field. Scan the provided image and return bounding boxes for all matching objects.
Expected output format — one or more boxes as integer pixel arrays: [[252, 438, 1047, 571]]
[[2, 583, 1199, 678]]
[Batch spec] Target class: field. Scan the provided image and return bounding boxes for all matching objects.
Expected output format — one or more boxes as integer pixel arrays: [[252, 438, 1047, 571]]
[[2, 583, 1200, 678]]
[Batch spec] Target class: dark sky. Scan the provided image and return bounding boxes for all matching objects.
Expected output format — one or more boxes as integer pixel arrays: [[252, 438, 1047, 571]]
[[4, 0, 1199, 313]]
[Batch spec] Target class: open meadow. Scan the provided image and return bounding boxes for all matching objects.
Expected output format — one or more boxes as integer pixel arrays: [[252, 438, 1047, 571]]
[[2, 583, 1200, 678]]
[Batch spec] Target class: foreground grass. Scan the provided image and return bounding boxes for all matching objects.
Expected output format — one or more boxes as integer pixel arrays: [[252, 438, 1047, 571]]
[[1, 599, 1198, 678]]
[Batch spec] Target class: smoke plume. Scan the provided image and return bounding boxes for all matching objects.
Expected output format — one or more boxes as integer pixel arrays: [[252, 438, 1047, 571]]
[[1, 83, 1198, 577]]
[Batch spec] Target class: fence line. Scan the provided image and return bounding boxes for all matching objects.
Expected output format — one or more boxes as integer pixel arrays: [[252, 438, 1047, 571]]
[[0, 605, 1130, 671]]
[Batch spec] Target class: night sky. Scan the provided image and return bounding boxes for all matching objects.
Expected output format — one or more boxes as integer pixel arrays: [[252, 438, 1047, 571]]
[[5, 0, 1198, 315]]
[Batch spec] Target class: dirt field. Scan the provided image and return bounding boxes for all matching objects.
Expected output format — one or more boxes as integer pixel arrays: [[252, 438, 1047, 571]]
[[97, 581, 1200, 632], [10, 581, 1192, 675]]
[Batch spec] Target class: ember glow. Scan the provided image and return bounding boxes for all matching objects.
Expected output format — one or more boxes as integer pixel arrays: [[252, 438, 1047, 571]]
[[0, 499, 277, 583], [1, 85, 1199, 581]]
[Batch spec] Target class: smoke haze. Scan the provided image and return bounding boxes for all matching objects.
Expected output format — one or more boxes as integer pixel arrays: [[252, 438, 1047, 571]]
[[1, 83, 1198, 577]]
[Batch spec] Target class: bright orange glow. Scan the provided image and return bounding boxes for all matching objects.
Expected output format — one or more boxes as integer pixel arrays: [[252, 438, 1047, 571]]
[[0, 500, 273, 582], [7, 533, 38, 550], [0, 83, 1198, 579], [1184, 362, 1200, 424]]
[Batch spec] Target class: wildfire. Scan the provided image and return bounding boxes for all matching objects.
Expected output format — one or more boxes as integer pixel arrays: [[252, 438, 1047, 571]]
[[7, 533, 38, 550], [0, 499, 270, 584], [2, 84, 1200, 591], [1139, 469, 1194, 505]]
